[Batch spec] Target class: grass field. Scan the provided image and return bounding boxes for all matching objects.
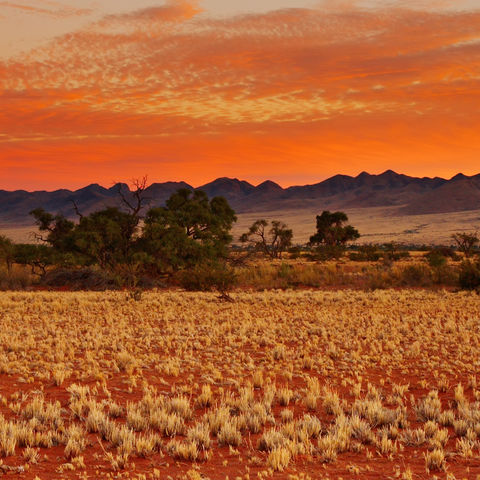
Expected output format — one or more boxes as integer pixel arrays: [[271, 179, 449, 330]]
[[1, 290, 480, 479]]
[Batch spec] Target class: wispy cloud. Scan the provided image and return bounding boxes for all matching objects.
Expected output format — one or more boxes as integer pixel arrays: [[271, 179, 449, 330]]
[[0, 0, 480, 188], [0, 0, 92, 18]]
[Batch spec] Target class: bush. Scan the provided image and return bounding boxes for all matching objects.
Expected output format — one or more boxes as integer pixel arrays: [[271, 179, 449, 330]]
[[366, 269, 393, 290], [277, 262, 293, 280], [458, 260, 480, 291], [431, 265, 457, 286], [397, 264, 432, 287], [309, 245, 345, 261], [178, 263, 237, 292], [0, 267, 33, 290], [425, 251, 447, 268], [425, 247, 458, 268], [40, 268, 121, 290], [287, 246, 302, 260], [349, 245, 381, 262], [382, 243, 410, 262]]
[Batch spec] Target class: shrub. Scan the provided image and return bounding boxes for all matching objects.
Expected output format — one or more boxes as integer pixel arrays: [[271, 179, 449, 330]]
[[425, 251, 447, 268], [0, 267, 33, 290], [397, 264, 432, 287], [349, 245, 381, 262], [178, 263, 237, 293], [277, 262, 293, 280], [288, 246, 302, 259], [382, 243, 410, 262], [458, 259, 480, 291], [426, 247, 458, 263], [40, 268, 121, 290], [366, 269, 393, 290], [309, 245, 345, 261]]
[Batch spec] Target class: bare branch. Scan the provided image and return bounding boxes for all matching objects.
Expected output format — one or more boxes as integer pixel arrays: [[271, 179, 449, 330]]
[[70, 199, 84, 220], [115, 175, 151, 218]]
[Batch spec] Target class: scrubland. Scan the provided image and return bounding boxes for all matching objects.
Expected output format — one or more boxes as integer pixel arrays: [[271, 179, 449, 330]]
[[0, 290, 480, 479]]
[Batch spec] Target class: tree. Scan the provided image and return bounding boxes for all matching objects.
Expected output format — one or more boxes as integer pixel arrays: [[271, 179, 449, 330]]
[[0, 235, 14, 272], [309, 211, 360, 246], [452, 232, 479, 258], [240, 219, 293, 259], [14, 244, 56, 276], [30, 178, 151, 275], [115, 175, 150, 218], [141, 189, 237, 274], [29, 208, 76, 252], [74, 207, 140, 270]]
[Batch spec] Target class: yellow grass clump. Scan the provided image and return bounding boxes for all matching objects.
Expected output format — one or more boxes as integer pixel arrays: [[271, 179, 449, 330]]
[[0, 289, 478, 478]]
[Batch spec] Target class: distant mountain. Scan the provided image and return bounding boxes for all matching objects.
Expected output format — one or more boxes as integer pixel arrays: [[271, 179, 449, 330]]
[[1, 170, 480, 227]]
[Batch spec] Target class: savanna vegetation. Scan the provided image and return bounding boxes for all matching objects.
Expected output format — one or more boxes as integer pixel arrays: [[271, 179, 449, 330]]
[[0, 289, 479, 479], [0, 181, 479, 293]]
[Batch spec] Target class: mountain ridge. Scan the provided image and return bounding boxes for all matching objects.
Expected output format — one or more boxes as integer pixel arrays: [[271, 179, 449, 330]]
[[1, 170, 480, 226]]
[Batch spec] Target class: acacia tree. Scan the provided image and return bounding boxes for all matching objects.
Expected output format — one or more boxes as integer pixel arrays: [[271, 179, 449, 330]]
[[141, 189, 237, 274], [73, 207, 140, 269], [30, 178, 150, 272], [29, 209, 76, 252], [28, 184, 237, 286], [309, 211, 360, 246], [240, 219, 293, 259], [452, 232, 479, 258]]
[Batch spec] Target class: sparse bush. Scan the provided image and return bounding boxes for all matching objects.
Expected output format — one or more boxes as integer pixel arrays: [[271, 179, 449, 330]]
[[397, 264, 432, 287], [349, 245, 381, 262], [425, 250, 447, 268], [309, 245, 346, 261], [41, 267, 121, 290], [382, 243, 410, 262], [0, 266, 33, 290], [178, 262, 237, 293], [458, 259, 480, 291]]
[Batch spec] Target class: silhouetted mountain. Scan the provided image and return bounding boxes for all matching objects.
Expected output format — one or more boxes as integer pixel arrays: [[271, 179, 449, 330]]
[[198, 178, 256, 201], [1, 171, 480, 227]]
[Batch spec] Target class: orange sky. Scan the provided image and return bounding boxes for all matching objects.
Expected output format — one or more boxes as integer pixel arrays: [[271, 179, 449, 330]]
[[1, 0, 480, 190]]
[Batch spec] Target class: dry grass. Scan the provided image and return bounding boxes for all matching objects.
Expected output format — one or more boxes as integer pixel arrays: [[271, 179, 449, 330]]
[[0, 289, 479, 478]]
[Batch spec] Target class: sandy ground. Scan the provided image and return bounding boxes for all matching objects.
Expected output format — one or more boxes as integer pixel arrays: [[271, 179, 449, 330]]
[[233, 206, 480, 245], [2, 206, 480, 245], [1, 290, 480, 479]]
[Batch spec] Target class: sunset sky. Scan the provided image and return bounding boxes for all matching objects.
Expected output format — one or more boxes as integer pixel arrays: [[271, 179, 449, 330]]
[[1, 0, 479, 190]]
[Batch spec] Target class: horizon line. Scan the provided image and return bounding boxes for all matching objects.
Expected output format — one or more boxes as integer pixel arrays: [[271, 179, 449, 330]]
[[1, 169, 478, 194]]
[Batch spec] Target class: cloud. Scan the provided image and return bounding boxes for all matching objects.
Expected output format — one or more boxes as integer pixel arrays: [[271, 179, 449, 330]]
[[0, 1, 92, 18], [0, 1, 480, 188]]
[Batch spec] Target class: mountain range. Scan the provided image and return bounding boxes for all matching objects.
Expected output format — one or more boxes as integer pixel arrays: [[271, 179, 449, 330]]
[[1, 170, 480, 226]]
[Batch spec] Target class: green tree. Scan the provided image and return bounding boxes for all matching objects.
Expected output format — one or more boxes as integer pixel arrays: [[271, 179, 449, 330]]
[[240, 219, 293, 259], [309, 211, 360, 246], [29, 178, 149, 276], [141, 189, 236, 274], [74, 207, 140, 270], [29, 208, 76, 252]]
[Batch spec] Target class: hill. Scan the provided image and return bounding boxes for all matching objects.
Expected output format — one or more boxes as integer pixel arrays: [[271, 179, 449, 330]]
[[1, 170, 480, 228]]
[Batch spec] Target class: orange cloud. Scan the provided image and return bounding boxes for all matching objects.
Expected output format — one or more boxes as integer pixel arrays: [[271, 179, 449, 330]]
[[0, 2, 479, 189]]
